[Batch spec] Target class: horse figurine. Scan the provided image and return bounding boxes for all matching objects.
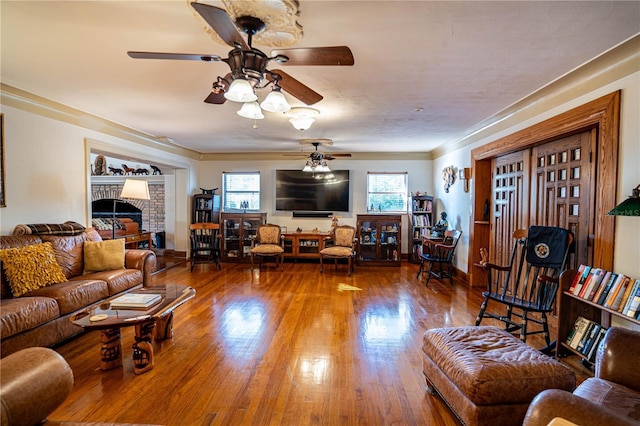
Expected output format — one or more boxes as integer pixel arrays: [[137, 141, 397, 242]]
[[121, 164, 136, 175], [150, 165, 163, 175], [108, 166, 124, 175]]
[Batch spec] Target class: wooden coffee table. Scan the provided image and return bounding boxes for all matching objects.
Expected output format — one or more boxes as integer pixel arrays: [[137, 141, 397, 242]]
[[70, 284, 195, 374]]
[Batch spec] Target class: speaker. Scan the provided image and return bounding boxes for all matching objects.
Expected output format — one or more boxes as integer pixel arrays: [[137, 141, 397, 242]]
[[292, 211, 333, 218]]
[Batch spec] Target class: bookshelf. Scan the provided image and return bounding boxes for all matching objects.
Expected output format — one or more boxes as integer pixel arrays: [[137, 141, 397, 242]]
[[408, 195, 434, 263], [192, 193, 220, 224], [556, 269, 640, 363]]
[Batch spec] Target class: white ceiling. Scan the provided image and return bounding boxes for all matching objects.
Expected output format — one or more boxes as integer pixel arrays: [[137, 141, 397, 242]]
[[2, 1, 639, 155]]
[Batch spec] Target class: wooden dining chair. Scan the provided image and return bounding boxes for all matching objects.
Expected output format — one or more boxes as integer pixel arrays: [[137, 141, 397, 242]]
[[189, 222, 221, 272], [416, 230, 462, 287]]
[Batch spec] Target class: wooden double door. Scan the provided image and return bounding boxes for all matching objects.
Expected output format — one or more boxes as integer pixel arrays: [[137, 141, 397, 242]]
[[490, 130, 596, 288]]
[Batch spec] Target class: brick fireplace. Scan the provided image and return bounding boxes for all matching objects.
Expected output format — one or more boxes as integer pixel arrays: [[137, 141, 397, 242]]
[[91, 181, 165, 244]]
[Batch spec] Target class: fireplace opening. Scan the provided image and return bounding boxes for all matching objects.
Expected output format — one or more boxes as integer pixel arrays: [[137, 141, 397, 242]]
[[91, 199, 143, 229]]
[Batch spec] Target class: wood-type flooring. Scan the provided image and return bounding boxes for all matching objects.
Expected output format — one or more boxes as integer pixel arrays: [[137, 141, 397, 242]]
[[48, 260, 565, 425]]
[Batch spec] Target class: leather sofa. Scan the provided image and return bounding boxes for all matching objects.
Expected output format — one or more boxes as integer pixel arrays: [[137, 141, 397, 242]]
[[0, 346, 160, 426], [0, 228, 156, 357], [523, 326, 640, 426]]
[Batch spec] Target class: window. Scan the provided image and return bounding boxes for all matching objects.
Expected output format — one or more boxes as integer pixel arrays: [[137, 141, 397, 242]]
[[223, 172, 260, 211], [367, 172, 408, 213]]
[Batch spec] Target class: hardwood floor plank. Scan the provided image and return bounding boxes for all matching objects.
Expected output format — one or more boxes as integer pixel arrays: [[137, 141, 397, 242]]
[[47, 261, 552, 425]]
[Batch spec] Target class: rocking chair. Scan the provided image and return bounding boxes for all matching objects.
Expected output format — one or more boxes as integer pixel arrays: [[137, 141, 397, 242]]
[[475, 226, 573, 345]]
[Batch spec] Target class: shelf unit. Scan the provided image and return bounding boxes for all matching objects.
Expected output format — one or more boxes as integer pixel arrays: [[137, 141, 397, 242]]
[[192, 194, 220, 224], [556, 269, 640, 362], [283, 232, 330, 261], [220, 212, 266, 263], [356, 214, 401, 267], [408, 195, 434, 263]]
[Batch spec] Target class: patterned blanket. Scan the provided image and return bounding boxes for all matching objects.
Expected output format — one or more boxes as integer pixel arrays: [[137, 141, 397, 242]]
[[13, 221, 86, 236]]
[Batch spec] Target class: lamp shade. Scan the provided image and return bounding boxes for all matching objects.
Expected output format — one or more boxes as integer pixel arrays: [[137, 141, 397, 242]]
[[120, 179, 150, 200], [224, 78, 257, 103], [289, 116, 316, 131], [260, 89, 291, 113], [607, 184, 640, 216], [237, 101, 265, 120]]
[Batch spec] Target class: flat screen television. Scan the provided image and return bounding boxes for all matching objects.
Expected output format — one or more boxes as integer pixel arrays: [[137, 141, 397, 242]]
[[276, 170, 350, 212]]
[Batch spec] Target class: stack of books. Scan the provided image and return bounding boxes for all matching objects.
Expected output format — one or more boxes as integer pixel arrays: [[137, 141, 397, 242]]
[[565, 316, 608, 362], [568, 265, 640, 319], [110, 293, 162, 309]]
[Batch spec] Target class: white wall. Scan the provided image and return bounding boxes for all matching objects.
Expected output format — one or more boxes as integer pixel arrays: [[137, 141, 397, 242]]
[[0, 105, 199, 252], [197, 158, 433, 255]]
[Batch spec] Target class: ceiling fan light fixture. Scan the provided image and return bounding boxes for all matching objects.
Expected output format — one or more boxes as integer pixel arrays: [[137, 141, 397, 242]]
[[302, 161, 314, 172], [260, 88, 291, 113], [288, 107, 320, 131], [289, 116, 315, 131], [225, 78, 257, 103], [237, 101, 265, 120]]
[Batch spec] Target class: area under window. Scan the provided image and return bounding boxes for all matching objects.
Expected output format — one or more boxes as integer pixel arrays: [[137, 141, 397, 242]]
[[366, 172, 408, 213], [223, 172, 260, 211]]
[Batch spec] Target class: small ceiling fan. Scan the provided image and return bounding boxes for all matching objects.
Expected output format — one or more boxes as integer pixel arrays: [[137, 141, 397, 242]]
[[127, 2, 354, 106], [287, 139, 352, 162]]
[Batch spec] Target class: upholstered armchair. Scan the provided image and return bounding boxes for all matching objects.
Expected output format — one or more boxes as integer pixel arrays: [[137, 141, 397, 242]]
[[320, 225, 357, 276], [250, 224, 285, 271]]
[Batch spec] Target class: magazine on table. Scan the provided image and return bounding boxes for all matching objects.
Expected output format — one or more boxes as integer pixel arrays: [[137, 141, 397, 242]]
[[110, 293, 162, 309]]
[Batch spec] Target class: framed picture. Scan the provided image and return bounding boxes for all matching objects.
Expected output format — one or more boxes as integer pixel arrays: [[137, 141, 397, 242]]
[[0, 113, 4, 208]]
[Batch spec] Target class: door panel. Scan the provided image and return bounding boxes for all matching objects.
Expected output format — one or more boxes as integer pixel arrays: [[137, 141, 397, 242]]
[[531, 130, 595, 270]]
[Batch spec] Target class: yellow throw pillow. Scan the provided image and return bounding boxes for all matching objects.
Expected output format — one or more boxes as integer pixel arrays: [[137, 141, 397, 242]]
[[84, 239, 125, 273], [0, 242, 68, 297]]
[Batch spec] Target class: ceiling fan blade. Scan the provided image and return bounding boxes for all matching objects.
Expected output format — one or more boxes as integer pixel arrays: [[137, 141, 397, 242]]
[[190, 2, 249, 50], [326, 153, 352, 157], [269, 69, 323, 105], [204, 91, 226, 104], [128, 51, 223, 62], [204, 73, 232, 104], [271, 46, 354, 66]]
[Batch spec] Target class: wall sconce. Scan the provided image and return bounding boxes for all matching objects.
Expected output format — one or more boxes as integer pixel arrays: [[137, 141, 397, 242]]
[[459, 167, 471, 193]]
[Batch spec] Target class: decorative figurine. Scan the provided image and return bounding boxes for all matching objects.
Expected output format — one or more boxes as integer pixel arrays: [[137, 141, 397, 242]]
[[442, 166, 456, 193], [432, 211, 449, 238], [150, 165, 163, 175]]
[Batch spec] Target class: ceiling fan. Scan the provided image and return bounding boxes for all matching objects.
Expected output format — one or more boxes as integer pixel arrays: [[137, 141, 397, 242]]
[[304, 139, 352, 161], [127, 2, 354, 107]]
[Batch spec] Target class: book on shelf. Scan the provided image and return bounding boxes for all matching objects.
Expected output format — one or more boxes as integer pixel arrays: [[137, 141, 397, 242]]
[[596, 272, 619, 305], [622, 279, 640, 317], [585, 326, 608, 362], [110, 293, 162, 309], [603, 274, 628, 309], [623, 280, 640, 318], [566, 316, 593, 349], [570, 265, 592, 296], [578, 268, 605, 300], [576, 322, 600, 354], [591, 271, 612, 303], [607, 275, 632, 311]]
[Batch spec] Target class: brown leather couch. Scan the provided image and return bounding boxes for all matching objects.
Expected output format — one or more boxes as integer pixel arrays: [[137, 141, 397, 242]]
[[523, 326, 640, 426], [0, 347, 160, 426], [0, 228, 156, 357]]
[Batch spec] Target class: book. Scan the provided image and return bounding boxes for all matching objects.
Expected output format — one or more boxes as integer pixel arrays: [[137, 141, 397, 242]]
[[591, 271, 611, 303], [586, 327, 608, 362], [567, 316, 592, 349], [596, 272, 619, 305], [623, 280, 640, 317], [576, 321, 597, 353], [568, 264, 589, 294], [609, 276, 632, 311], [603, 274, 627, 308], [579, 268, 604, 300], [110, 293, 162, 309], [621, 279, 639, 314], [579, 323, 601, 355], [570, 265, 591, 296]]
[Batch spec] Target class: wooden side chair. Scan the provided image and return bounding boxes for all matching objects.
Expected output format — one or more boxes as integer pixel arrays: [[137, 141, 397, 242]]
[[416, 230, 462, 287], [320, 225, 357, 276], [475, 226, 573, 345], [250, 223, 284, 271], [189, 222, 221, 272]]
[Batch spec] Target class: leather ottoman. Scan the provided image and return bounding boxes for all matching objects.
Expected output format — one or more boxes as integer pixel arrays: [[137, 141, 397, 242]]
[[422, 326, 576, 426]]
